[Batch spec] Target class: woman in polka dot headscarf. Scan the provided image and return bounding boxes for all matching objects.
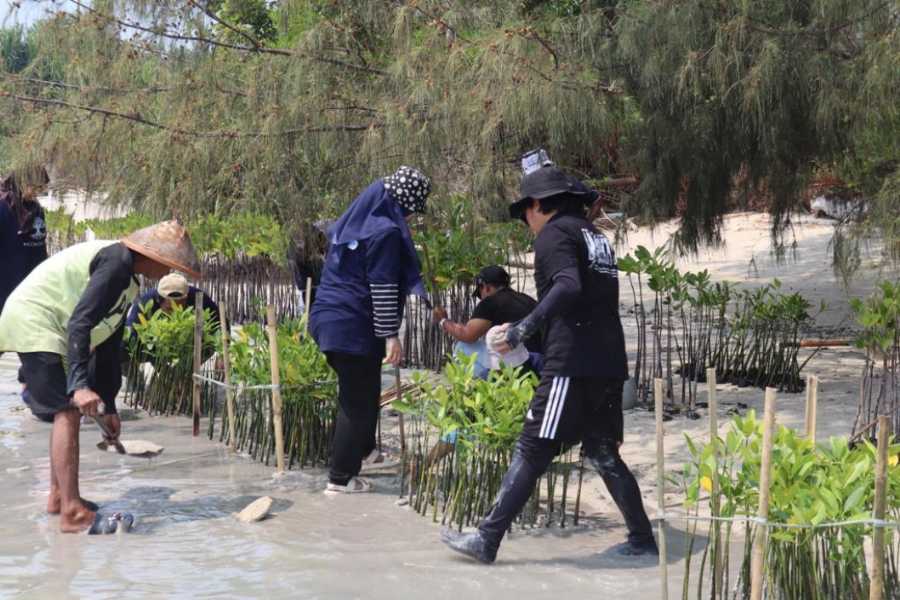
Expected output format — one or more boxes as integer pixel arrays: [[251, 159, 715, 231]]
[[309, 166, 431, 494]]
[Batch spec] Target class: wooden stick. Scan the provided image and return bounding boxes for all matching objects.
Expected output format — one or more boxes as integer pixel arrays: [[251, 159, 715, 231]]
[[395, 365, 406, 454], [750, 387, 777, 600], [304, 277, 313, 334], [220, 304, 236, 451], [266, 305, 286, 473], [791, 338, 852, 348], [870, 415, 890, 600], [192, 290, 204, 437], [707, 367, 723, 595], [654, 377, 668, 600], [805, 374, 818, 441]]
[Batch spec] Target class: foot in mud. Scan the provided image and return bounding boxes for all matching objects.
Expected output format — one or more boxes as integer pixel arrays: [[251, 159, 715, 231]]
[[612, 538, 659, 557], [47, 495, 99, 514], [59, 505, 98, 534], [440, 528, 497, 564], [88, 512, 135, 535]]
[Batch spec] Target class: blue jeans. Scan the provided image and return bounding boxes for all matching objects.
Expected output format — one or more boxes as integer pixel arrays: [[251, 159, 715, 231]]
[[454, 339, 491, 380]]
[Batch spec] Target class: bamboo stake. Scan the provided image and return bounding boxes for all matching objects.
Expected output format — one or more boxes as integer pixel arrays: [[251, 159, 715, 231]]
[[192, 290, 204, 437], [805, 374, 818, 441], [750, 387, 777, 600], [395, 364, 406, 454], [304, 277, 313, 334], [870, 415, 890, 600], [220, 304, 236, 451], [266, 305, 286, 473], [654, 377, 668, 600], [707, 367, 724, 596]]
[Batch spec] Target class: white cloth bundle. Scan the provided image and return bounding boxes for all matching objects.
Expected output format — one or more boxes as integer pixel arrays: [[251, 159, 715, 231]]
[[485, 325, 529, 370]]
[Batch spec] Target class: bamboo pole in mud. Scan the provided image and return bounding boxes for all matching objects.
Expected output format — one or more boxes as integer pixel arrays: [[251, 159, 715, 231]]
[[654, 378, 668, 600], [750, 387, 777, 600], [220, 304, 236, 451], [266, 305, 286, 473], [192, 290, 204, 437], [707, 368, 723, 596], [395, 365, 406, 454], [804, 374, 818, 441], [870, 415, 890, 600], [304, 277, 313, 335]]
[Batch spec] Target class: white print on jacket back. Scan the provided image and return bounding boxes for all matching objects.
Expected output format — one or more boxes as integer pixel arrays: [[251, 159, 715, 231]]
[[581, 228, 617, 277]]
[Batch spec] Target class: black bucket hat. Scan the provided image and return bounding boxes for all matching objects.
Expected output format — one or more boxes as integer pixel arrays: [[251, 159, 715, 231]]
[[473, 265, 510, 298], [508, 166, 590, 221], [384, 166, 431, 214]]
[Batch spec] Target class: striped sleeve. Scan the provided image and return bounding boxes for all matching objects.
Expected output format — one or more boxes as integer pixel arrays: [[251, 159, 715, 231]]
[[370, 283, 400, 338]]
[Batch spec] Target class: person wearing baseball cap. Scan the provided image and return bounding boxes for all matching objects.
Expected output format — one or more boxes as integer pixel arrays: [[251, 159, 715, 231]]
[[125, 272, 221, 343], [441, 165, 657, 563], [432, 265, 540, 378], [0, 220, 200, 534]]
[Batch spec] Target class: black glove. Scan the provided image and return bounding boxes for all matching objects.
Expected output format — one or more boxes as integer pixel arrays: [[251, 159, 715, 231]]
[[505, 318, 536, 349]]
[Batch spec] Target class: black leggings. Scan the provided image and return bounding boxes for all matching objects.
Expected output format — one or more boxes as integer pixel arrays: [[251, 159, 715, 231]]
[[478, 379, 653, 548], [326, 352, 382, 485]]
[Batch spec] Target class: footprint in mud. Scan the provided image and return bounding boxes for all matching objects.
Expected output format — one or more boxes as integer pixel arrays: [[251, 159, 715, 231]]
[[99, 486, 293, 534]]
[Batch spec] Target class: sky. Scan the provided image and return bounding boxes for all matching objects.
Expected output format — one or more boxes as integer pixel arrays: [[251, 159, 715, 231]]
[[1, 1, 65, 27]]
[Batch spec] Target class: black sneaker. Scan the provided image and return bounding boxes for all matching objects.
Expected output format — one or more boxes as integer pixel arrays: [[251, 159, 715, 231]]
[[615, 538, 659, 557], [440, 528, 498, 564]]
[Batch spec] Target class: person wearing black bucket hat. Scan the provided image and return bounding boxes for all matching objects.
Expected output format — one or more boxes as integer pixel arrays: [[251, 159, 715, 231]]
[[310, 166, 431, 495], [441, 165, 656, 563]]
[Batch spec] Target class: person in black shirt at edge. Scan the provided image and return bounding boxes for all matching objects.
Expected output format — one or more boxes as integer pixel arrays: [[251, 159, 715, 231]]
[[0, 166, 50, 316], [432, 265, 541, 377], [440, 165, 657, 563]]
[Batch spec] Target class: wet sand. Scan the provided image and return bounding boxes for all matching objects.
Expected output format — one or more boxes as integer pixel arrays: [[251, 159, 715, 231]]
[[0, 353, 691, 600], [2, 212, 892, 598]]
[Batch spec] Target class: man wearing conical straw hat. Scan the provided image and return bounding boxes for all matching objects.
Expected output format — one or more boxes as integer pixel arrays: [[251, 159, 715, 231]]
[[0, 220, 200, 534]]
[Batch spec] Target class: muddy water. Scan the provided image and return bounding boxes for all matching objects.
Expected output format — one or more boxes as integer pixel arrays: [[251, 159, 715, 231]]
[[0, 355, 685, 599]]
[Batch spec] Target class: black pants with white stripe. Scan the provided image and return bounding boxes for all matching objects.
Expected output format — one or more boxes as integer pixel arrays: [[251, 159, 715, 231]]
[[478, 377, 654, 548], [326, 351, 382, 486]]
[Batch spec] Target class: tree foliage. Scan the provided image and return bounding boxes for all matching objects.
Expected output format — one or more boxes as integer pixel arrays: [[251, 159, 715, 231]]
[[0, 0, 897, 261]]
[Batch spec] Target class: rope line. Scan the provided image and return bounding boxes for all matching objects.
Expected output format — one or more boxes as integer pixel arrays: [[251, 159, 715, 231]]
[[657, 512, 900, 530], [192, 373, 334, 392]]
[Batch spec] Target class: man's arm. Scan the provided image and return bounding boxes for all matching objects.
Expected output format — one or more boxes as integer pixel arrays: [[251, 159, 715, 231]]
[[67, 244, 134, 413], [440, 317, 492, 343]]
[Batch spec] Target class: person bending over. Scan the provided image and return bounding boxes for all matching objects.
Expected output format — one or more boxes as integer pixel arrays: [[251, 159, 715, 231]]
[[0, 221, 201, 534]]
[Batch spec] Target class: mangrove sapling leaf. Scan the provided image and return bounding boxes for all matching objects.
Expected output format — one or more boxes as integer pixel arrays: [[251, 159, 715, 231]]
[[127, 303, 219, 415], [679, 413, 900, 597], [396, 354, 576, 527]]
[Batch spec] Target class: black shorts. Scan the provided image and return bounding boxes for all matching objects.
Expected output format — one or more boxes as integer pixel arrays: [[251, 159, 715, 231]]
[[18, 353, 69, 423], [523, 375, 624, 444], [18, 336, 123, 423]]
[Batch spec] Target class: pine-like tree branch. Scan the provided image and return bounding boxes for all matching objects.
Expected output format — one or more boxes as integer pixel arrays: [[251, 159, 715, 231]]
[[0, 91, 379, 137], [65, 0, 387, 76]]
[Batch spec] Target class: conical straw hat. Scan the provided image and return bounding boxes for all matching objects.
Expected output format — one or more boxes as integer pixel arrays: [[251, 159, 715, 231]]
[[121, 220, 202, 279]]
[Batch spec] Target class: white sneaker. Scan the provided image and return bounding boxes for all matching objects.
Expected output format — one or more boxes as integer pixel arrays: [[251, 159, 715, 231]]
[[324, 477, 374, 495]]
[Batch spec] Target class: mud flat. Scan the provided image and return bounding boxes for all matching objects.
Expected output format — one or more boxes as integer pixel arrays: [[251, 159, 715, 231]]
[[0, 354, 692, 600], [1, 212, 890, 598]]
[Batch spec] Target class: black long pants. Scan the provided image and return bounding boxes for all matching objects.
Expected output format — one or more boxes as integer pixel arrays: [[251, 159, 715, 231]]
[[478, 378, 654, 548], [326, 352, 382, 486]]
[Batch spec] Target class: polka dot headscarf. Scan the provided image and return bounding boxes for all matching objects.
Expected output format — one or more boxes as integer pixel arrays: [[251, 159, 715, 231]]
[[383, 166, 431, 214]]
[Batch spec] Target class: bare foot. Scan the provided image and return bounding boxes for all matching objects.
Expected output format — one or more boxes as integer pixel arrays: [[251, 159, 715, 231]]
[[60, 506, 96, 534], [47, 494, 99, 515]]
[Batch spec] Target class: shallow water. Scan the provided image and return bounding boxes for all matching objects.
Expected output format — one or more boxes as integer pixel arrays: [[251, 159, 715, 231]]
[[0, 355, 683, 599]]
